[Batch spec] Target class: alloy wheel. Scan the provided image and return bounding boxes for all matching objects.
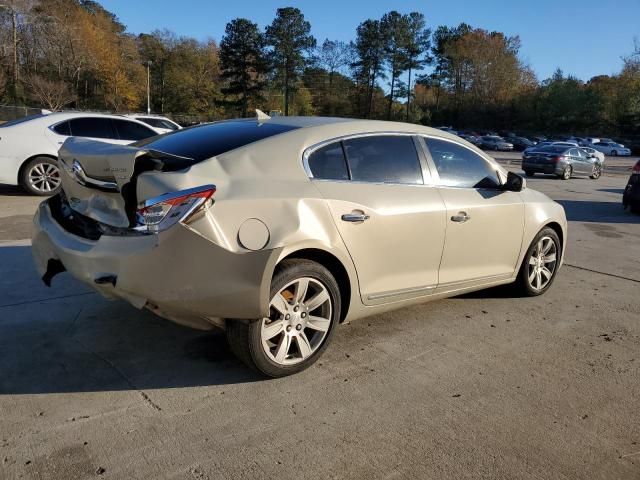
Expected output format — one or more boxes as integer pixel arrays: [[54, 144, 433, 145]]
[[260, 277, 332, 366], [562, 166, 571, 180], [591, 165, 601, 179], [28, 162, 61, 193], [527, 236, 558, 291]]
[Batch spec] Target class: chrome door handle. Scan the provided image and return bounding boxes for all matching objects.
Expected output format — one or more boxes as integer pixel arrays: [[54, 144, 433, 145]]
[[451, 212, 470, 223], [341, 212, 370, 222]]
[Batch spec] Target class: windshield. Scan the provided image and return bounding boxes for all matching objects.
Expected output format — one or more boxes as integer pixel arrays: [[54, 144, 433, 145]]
[[134, 120, 299, 161]]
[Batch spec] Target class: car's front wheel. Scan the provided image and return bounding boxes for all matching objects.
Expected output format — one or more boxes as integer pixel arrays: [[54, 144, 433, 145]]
[[21, 157, 61, 196], [515, 227, 561, 296], [226, 259, 340, 377]]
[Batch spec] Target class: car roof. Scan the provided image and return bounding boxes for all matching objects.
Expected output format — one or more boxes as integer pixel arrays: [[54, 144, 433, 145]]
[[4, 111, 153, 128]]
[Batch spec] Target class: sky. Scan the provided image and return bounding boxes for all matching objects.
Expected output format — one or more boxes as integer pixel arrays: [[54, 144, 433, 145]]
[[100, 0, 640, 82]]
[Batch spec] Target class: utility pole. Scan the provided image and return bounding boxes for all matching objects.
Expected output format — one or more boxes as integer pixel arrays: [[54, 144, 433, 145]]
[[146, 60, 152, 114]]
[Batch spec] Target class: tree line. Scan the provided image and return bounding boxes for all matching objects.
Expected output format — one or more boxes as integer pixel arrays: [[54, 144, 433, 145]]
[[1, 0, 639, 137]]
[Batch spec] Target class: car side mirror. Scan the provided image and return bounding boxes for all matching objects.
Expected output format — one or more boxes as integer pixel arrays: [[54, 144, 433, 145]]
[[501, 171, 525, 192]]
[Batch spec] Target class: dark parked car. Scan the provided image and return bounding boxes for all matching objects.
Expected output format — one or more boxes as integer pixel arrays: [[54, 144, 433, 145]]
[[522, 145, 603, 180], [458, 132, 483, 146], [510, 136, 536, 151], [623, 159, 640, 213]]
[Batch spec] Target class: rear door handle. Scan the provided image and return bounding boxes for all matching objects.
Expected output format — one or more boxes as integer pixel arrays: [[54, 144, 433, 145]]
[[451, 211, 470, 223], [341, 212, 370, 222]]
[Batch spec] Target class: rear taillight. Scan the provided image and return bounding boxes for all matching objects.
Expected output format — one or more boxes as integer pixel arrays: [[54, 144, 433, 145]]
[[135, 184, 215, 233], [553, 155, 564, 163], [633, 160, 640, 174]]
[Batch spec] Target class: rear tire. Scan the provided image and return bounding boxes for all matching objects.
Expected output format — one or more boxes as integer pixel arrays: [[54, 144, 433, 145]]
[[590, 164, 601, 179], [525, 170, 535, 177], [226, 259, 341, 377], [559, 165, 572, 180], [611, 150, 618, 156], [515, 227, 561, 297], [20, 157, 61, 196]]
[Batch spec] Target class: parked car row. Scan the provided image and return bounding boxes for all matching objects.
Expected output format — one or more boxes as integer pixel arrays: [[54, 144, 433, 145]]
[[0, 111, 181, 195]]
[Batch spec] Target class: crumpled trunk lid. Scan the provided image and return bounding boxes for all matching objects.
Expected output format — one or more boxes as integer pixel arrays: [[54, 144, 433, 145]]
[[57, 137, 194, 228]]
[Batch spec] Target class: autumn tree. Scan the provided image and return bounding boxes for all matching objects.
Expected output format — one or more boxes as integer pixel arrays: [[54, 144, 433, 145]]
[[403, 12, 431, 121], [265, 7, 316, 116], [219, 18, 267, 117]]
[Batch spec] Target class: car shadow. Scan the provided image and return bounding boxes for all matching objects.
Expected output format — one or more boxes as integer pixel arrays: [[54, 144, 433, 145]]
[[598, 188, 626, 195], [0, 184, 31, 197], [0, 245, 262, 395], [555, 199, 640, 224]]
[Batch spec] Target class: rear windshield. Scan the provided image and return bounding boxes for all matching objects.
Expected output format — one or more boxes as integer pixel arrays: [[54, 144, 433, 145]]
[[134, 120, 299, 161], [538, 146, 567, 153], [0, 113, 46, 127]]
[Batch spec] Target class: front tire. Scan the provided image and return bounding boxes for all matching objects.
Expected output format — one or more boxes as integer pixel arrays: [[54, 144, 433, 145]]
[[611, 150, 618, 156], [20, 157, 61, 196], [515, 227, 561, 296], [226, 259, 341, 377]]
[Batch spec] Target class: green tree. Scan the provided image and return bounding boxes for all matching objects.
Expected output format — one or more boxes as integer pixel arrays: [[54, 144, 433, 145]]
[[219, 18, 268, 117], [380, 11, 410, 119], [265, 7, 316, 116], [403, 12, 432, 121], [352, 19, 386, 117]]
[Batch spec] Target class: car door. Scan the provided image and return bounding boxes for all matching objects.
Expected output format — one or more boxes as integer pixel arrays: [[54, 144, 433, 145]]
[[306, 134, 447, 305], [420, 136, 525, 288]]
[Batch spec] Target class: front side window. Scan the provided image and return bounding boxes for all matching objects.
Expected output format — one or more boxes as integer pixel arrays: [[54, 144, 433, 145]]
[[342, 135, 423, 185], [113, 119, 157, 141], [424, 137, 500, 189], [68, 117, 115, 139], [137, 117, 179, 130], [307, 142, 349, 180]]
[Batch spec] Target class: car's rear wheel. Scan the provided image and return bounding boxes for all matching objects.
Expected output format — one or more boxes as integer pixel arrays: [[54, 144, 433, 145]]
[[590, 164, 602, 179], [226, 259, 340, 377], [611, 150, 618, 156], [515, 227, 561, 296], [21, 157, 61, 196], [525, 170, 535, 177], [560, 165, 572, 180]]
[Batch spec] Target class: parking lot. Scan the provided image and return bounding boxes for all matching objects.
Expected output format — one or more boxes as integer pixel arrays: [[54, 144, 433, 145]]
[[1, 165, 639, 479]]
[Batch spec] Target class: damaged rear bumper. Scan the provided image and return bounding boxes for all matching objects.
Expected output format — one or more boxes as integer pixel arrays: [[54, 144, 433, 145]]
[[32, 198, 280, 328]]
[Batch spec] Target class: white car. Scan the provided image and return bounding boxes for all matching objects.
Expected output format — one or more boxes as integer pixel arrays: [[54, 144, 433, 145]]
[[592, 141, 631, 157], [580, 147, 606, 165], [0, 112, 158, 195], [125, 114, 182, 134]]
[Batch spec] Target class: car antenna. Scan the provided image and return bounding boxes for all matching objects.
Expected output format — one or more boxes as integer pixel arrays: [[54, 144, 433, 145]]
[[256, 109, 271, 122]]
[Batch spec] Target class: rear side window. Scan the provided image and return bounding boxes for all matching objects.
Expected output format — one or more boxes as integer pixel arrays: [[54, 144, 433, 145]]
[[343, 136, 423, 184], [424, 137, 500, 189], [68, 118, 115, 139], [134, 120, 299, 161], [307, 143, 349, 180], [52, 121, 70, 136], [113, 119, 157, 141]]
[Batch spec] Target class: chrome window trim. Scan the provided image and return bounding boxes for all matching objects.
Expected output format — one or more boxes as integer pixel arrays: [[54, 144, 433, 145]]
[[301, 131, 430, 186]]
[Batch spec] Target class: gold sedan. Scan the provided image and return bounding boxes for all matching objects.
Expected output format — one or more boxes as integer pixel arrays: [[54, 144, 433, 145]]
[[32, 114, 567, 377]]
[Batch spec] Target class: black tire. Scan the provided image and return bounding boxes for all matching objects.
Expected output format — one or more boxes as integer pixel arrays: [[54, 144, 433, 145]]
[[20, 157, 61, 196], [525, 170, 535, 177], [611, 150, 618, 156], [226, 259, 341, 377], [590, 164, 602, 179], [514, 227, 562, 297], [559, 165, 572, 180], [631, 204, 640, 215]]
